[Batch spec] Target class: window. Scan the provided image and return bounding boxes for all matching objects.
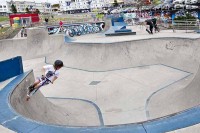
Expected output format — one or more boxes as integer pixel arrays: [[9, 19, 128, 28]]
[[0, 5, 2, 8], [3, 5, 6, 8]]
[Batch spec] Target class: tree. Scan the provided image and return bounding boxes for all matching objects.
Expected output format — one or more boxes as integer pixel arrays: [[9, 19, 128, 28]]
[[34, 9, 40, 14], [25, 7, 30, 13], [152, 0, 161, 5], [52, 4, 60, 8], [113, 0, 119, 7], [11, 4, 17, 13]]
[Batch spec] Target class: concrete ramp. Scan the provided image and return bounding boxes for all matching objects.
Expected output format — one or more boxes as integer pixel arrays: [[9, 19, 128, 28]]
[[10, 71, 101, 126], [44, 38, 200, 121]]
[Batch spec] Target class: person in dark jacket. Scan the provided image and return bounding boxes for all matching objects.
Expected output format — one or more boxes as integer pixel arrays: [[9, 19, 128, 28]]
[[145, 19, 154, 34]]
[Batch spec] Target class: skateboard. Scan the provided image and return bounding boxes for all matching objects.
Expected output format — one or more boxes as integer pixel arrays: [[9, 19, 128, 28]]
[[146, 29, 152, 34], [26, 86, 39, 101]]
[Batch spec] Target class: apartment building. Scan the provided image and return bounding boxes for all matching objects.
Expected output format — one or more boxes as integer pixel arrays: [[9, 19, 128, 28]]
[[0, 0, 10, 15], [36, 2, 52, 13], [59, 0, 112, 13], [90, 0, 110, 9], [7, 0, 52, 13], [12, 1, 35, 12], [59, 0, 87, 10]]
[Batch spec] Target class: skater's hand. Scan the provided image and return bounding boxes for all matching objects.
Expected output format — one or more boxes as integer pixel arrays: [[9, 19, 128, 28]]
[[41, 75, 45, 80]]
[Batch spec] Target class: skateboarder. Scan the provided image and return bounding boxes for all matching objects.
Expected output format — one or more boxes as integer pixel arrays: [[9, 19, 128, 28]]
[[145, 19, 154, 34], [27, 60, 64, 100]]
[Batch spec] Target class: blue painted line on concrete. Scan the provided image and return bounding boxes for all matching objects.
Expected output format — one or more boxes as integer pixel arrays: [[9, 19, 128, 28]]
[[46, 97, 105, 127], [145, 72, 192, 118], [60, 64, 159, 72], [1, 69, 200, 132], [44, 57, 160, 72], [161, 64, 192, 74]]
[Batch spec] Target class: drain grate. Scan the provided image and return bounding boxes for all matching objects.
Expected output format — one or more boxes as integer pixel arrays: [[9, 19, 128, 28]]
[[89, 81, 101, 85]]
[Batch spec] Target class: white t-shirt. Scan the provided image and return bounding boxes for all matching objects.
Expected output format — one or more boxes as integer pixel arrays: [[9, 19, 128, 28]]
[[43, 65, 59, 81]]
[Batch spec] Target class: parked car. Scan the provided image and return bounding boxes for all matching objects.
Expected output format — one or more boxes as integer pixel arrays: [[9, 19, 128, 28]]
[[110, 9, 120, 14], [174, 4, 185, 9], [163, 3, 174, 10], [191, 0, 198, 3], [173, 0, 184, 4], [185, 0, 191, 4], [191, 5, 198, 9], [164, 0, 173, 3]]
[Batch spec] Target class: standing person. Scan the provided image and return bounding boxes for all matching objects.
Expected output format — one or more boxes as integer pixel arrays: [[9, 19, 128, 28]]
[[22, 19, 26, 27], [59, 20, 64, 32], [21, 27, 27, 37], [45, 18, 49, 25], [26, 60, 64, 101]]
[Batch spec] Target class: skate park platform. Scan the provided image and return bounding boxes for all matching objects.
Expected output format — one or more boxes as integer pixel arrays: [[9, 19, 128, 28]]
[[105, 30, 136, 36], [1, 28, 200, 132], [104, 17, 136, 37]]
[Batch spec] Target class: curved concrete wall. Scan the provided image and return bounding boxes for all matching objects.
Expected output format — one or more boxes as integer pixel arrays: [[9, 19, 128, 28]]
[[45, 38, 200, 121], [0, 28, 63, 61], [10, 71, 101, 126], [47, 38, 200, 73]]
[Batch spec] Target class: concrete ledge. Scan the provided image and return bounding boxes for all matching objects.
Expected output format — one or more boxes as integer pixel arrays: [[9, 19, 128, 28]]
[[105, 32, 136, 36], [115, 29, 132, 33]]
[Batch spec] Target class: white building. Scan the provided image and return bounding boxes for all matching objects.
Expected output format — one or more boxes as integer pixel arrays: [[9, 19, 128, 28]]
[[36, 2, 52, 13], [0, 0, 10, 15], [59, 0, 88, 13], [13, 1, 35, 13], [59, 0, 111, 13], [90, 0, 110, 9], [6, 0, 52, 13]]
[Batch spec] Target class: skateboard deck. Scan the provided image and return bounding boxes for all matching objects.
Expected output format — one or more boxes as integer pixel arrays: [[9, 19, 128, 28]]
[[26, 87, 37, 101], [146, 29, 151, 34]]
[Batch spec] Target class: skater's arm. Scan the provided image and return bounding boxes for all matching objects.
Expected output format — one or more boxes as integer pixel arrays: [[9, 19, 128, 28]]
[[42, 68, 46, 76]]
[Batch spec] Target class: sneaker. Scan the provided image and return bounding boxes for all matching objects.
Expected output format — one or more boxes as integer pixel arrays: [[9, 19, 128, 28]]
[[28, 85, 34, 92]]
